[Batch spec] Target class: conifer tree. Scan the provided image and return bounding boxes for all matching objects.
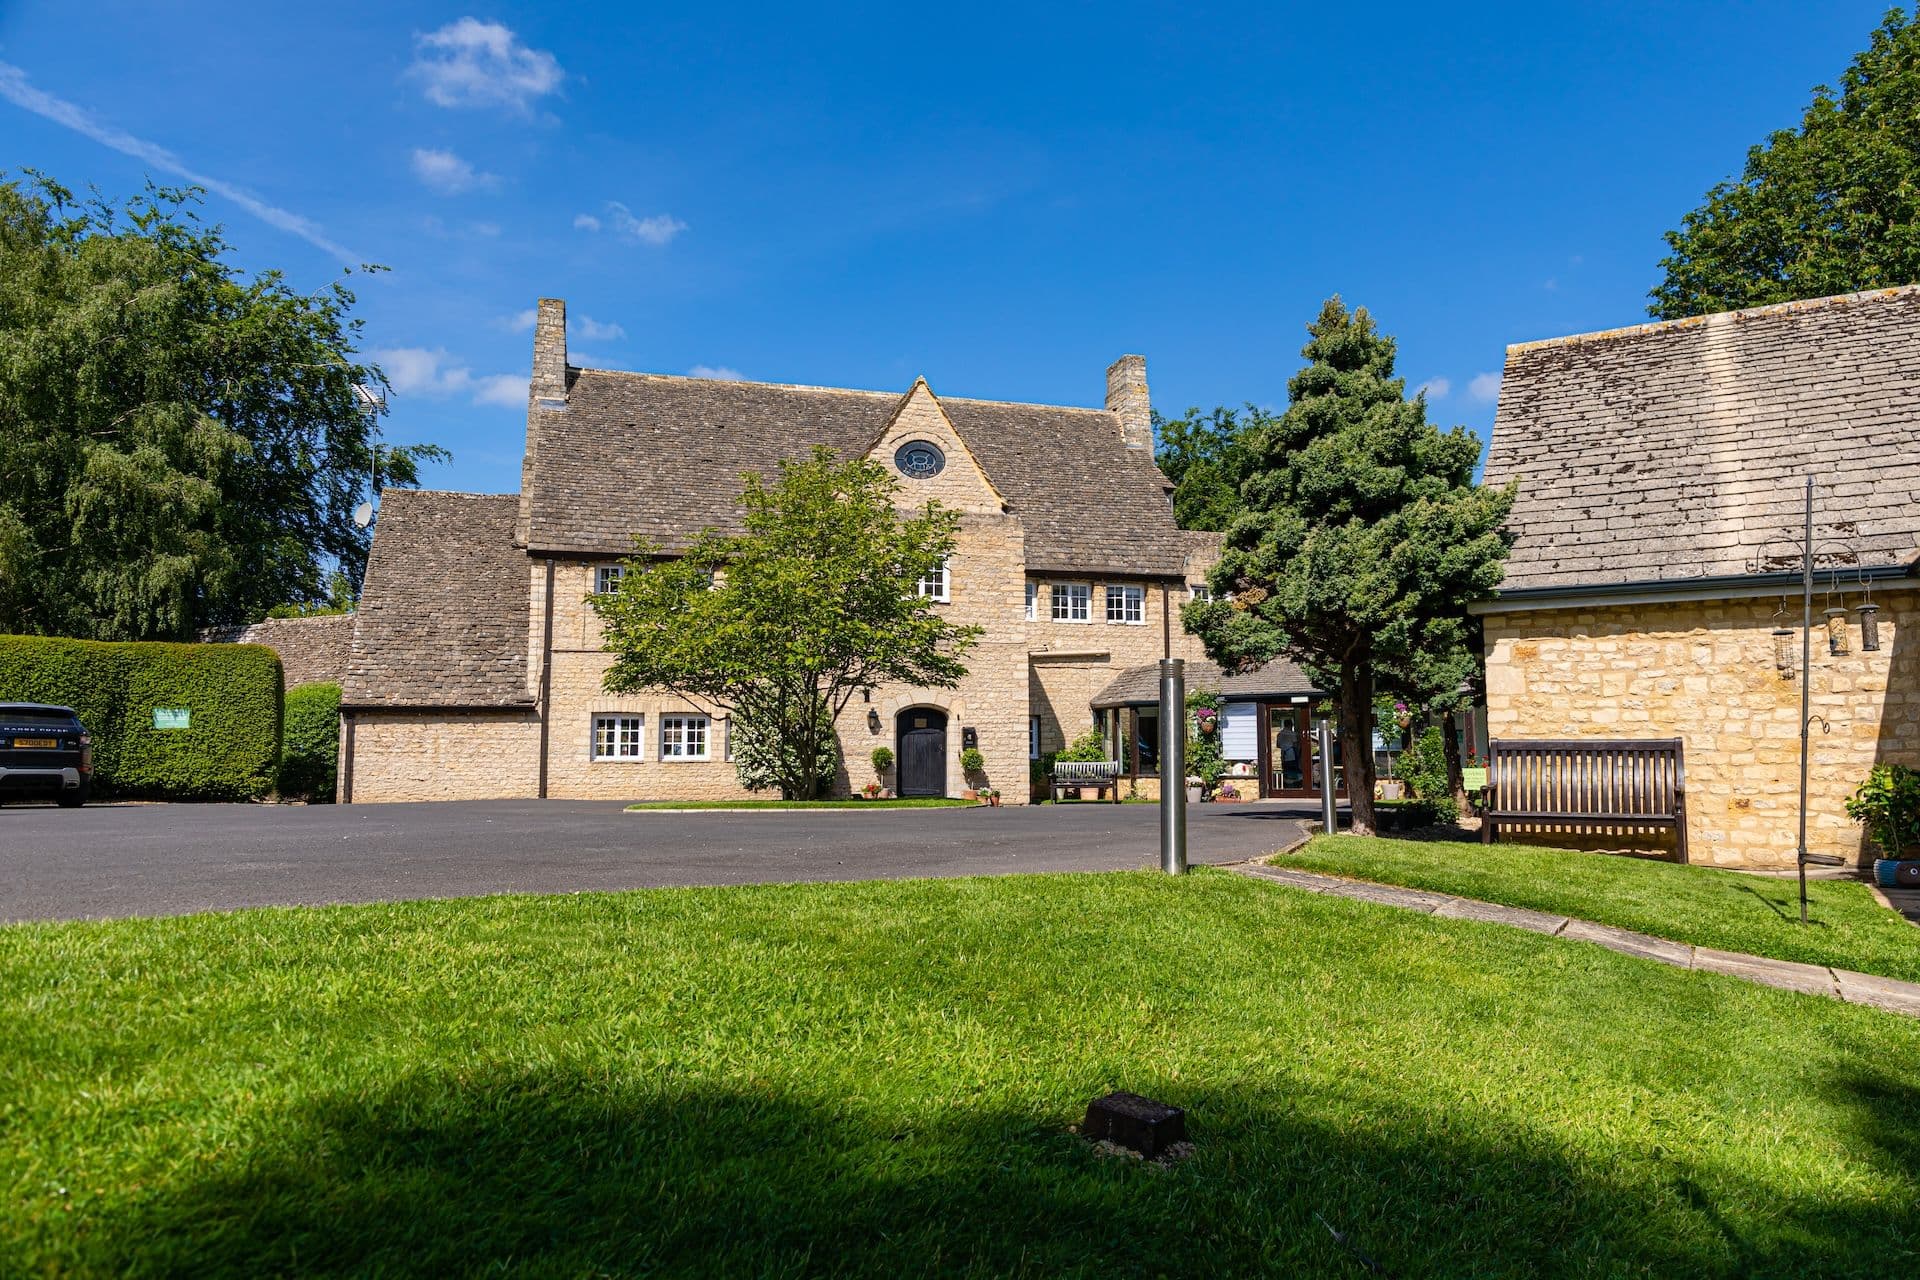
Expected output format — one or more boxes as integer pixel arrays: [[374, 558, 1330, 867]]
[[1184, 298, 1513, 835]]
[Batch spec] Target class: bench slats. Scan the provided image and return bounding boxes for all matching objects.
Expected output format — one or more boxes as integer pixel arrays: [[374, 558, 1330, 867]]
[[1483, 738, 1687, 863]]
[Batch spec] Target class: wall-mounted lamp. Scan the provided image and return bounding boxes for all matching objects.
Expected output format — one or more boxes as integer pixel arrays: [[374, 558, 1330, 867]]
[[867, 708, 882, 734]]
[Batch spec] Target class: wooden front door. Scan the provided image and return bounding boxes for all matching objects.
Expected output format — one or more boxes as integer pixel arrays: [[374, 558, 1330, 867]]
[[897, 709, 948, 797]]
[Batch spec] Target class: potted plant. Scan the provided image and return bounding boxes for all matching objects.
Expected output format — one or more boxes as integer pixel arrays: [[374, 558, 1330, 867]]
[[960, 746, 986, 800], [862, 782, 882, 800], [1216, 782, 1240, 803], [1845, 763, 1920, 883], [871, 746, 893, 791], [1185, 775, 1204, 804], [982, 787, 1001, 807]]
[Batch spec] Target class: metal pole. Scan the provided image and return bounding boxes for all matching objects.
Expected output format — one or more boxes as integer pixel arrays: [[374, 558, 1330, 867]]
[[1798, 475, 1812, 925], [1158, 658, 1187, 875], [1318, 717, 1337, 835]]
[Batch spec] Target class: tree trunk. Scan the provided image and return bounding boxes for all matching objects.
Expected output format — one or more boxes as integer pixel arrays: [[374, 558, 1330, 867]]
[[1442, 707, 1467, 814], [1339, 663, 1376, 836]]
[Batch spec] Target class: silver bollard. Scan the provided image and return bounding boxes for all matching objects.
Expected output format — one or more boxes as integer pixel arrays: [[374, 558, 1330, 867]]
[[1159, 658, 1187, 874], [1317, 717, 1337, 835]]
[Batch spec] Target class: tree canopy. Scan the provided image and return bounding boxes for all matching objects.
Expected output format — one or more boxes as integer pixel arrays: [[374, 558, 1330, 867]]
[[591, 448, 981, 800], [0, 172, 444, 640], [1651, 7, 1920, 318], [1153, 405, 1268, 532], [1184, 297, 1513, 834]]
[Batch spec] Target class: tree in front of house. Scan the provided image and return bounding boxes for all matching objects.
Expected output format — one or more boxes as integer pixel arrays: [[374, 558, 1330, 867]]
[[1650, 8, 1920, 318], [0, 172, 446, 641], [592, 448, 982, 800], [1184, 297, 1514, 836], [1153, 405, 1270, 532]]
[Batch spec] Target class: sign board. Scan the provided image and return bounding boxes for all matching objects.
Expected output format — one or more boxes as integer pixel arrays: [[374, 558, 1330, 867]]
[[1462, 766, 1488, 791], [153, 708, 190, 730]]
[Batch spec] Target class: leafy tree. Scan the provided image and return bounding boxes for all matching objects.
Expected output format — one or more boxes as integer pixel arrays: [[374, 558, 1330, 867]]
[[264, 571, 358, 619], [1651, 8, 1920, 318], [1184, 297, 1514, 836], [592, 448, 981, 800], [0, 172, 445, 641], [1153, 405, 1268, 532], [1375, 617, 1486, 811]]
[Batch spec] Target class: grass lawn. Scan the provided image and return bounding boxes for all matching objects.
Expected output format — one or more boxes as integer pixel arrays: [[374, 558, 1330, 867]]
[[624, 797, 976, 810], [4, 873, 1919, 1277], [1283, 834, 1920, 983]]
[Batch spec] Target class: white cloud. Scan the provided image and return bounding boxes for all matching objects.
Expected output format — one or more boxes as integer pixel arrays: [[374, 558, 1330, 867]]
[[500, 309, 624, 341], [1415, 377, 1450, 401], [410, 147, 498, 195], [408, 18, 563, 113], [688, 364, 743, 381], [0, 60, 360, 262], [375, 347, 525, 408], [575, 201, 686, 246], [1469, 371, 1502, 404]]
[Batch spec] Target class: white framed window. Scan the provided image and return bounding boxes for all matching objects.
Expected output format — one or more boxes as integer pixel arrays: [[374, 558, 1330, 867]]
[[1052, 582, 1091, 623], [594, 564, 625, 594], [1106, 584, 1145, 625], [592, 714, 644, 760], [661, 714, 711, 761], [1025, 580, 1037, 620], [1029, 715, 1040, 759], [915, 559, 950, 603], [1189, 582, 1212, 602]]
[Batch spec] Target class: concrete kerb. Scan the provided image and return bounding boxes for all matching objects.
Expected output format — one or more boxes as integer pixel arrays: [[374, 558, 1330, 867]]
[[1233, 846, 1920, 1019]]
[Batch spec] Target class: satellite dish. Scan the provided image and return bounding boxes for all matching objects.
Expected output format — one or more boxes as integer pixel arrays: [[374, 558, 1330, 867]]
[[353, 501, 374, 529]]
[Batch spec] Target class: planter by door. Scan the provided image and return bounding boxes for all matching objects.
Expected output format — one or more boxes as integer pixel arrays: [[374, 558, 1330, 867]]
[[898, 709, 949, 798]]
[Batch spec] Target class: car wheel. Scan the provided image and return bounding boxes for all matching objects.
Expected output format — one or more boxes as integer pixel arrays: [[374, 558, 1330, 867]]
[[57, 787, 87, 809]]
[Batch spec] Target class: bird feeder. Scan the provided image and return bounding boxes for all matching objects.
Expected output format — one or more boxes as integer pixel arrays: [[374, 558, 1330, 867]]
[[1824, 607, 1850, 657], [1772, 627, 1795, 678], [1858, 601, 1882, 652]]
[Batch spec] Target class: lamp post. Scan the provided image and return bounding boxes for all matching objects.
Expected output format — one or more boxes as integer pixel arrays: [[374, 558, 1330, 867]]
[[1158, 658, 1187, 875]]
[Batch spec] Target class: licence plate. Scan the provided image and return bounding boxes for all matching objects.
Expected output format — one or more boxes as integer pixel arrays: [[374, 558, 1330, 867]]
[[11, 737, 57, 749]]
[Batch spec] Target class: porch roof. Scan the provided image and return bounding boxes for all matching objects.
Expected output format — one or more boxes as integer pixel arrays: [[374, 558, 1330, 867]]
[[1090, 658, 1323, 709]]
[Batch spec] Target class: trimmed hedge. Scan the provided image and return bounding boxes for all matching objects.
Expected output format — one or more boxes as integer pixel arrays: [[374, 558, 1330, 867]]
[[0, 634, 282, 800], [279, 682, 340, 802]]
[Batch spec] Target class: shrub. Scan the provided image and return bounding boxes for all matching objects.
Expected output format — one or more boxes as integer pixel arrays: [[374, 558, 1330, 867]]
[[870, 746, 893, 777], [0, 633, 281, 799], [279, 682, 340, 801], [1186, 687, 1225, 791], [1056, 727, 1109, 763], [1399, 725, 1459, 824], [959, 746, 986, 778], [1846, 763, 1920, 856], [730, 707, 839, 799]]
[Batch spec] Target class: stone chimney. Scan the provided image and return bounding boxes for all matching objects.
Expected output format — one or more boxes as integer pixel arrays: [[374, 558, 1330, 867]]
[[531, 297, 568, 407], [1106, 354, 1151, 452]]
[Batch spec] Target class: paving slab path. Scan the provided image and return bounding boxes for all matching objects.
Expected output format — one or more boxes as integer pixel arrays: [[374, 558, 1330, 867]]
[[1232, 861, 1920, 1018]]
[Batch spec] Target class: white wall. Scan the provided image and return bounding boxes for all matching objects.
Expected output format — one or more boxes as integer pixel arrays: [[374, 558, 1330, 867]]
[[1221, 701, 1258, 761]]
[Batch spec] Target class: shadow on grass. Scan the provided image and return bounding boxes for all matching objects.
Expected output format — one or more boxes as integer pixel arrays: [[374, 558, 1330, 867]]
[[32, 1064, 1920, 1278]]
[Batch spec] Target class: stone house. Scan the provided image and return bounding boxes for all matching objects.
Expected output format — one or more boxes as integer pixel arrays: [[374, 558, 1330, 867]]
[[1476, 285, 1920, 870], [338, 299, 1227, 803]]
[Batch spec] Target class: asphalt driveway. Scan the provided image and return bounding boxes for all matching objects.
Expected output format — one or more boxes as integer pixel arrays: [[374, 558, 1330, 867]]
[[0, 799, 1316, 923]]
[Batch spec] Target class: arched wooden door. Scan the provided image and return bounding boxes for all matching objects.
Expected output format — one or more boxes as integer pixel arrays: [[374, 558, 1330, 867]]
[[897, 709, 949, 797]]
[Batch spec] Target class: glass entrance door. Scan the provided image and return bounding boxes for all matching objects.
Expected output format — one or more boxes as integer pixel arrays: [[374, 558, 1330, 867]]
[[1263, 704, 1345, 799]]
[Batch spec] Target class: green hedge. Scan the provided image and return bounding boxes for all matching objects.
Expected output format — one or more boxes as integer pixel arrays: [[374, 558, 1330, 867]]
[[0, 634, 282, 800], [279, 682, 340, 802]]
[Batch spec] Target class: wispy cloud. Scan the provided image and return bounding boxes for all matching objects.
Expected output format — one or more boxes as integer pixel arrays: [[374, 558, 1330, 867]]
[[688, 364, 743, 381], [0, 60, 361, 262], [375, 347, 526, 408], [1414, 376, 1450, 401], [501, 309, 625, 341], [408, 18, 563, 114], [410, 147, 498, 195], [1468, 371, 1502, 404], [576, 201, 686, 246]]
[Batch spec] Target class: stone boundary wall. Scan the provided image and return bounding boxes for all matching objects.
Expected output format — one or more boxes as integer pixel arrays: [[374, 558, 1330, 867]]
[[200, 614, 354, 688]]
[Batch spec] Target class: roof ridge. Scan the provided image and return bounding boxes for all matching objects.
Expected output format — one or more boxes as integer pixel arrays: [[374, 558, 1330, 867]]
[[569, 364, 1115, 416], [1506, 284, 1920, 357], [381, 488, 521, 501]]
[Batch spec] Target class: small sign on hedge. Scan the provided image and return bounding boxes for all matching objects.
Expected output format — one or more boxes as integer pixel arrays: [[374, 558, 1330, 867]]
[[153, 708, 191, 730]]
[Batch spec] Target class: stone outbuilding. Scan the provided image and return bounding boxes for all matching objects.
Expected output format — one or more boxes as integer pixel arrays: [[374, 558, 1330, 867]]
[[1476, 285, 1920, 870], [338, 299, 1225, 803], [199, 615, 354, 689]]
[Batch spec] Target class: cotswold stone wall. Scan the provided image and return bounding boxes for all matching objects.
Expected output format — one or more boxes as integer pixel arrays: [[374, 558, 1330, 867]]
[[202, 614, 353, 688], [1482, 588, 1919, 869], [344, 710, 540, 802]]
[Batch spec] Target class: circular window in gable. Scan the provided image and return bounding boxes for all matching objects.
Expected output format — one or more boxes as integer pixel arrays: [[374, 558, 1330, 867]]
[[895, 440, 945, 479]]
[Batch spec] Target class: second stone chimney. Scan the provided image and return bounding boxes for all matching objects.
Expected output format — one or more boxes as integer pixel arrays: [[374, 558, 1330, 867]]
[[531, 297, 569, 407], [1106, 354, 1151, 452]]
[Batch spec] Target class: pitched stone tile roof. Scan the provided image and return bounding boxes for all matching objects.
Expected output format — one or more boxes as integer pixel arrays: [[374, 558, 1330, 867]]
[[1485, 285, 1920, 593], [1091, 658, 1323, 708], [519, 369, 1189, 576], [199, 615, 353, 688], [343, 491, 533, 709]]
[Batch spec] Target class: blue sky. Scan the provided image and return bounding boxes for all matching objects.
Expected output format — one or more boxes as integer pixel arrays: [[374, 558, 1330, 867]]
[[0, 2, 1901, 494]]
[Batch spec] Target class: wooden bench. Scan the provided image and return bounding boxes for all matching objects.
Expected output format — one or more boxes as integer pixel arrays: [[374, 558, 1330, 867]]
[[1483, 738, 1689, 863], [1051, 760, 1123, 804]]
